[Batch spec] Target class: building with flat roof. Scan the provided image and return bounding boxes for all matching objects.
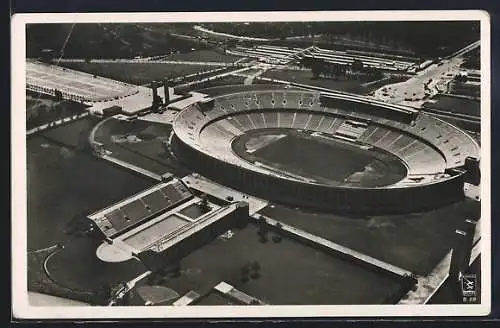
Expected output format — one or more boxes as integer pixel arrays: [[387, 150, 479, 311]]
[[87, 178, 250, 270]]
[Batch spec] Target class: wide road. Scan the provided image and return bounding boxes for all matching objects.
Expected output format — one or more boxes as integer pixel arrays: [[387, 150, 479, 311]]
[[55, 58, 237, 66], [372, 40, 480, 108]]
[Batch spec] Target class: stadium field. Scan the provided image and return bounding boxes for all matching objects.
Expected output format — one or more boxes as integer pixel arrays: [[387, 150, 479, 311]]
[[59, 62, 225, 85], [233, 130, 407, 187]]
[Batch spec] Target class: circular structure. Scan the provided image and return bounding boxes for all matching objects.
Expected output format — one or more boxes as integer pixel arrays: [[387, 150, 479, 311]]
[[135, 286, 180, 305], [96, 242, 134, 263], [172, 88, 479, 214]]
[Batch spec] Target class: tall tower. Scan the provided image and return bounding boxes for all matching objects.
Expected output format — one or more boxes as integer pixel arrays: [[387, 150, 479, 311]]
[[163, 78, 169, 104], [151, 82, 162, 112], [163, 78, 175, 105]]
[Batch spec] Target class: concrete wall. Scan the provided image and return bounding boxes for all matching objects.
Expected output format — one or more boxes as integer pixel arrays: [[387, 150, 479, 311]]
[[173, 135, 466, 215], [137, 203, 249, 271]]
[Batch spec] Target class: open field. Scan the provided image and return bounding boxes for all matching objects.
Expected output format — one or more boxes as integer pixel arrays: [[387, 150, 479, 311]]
[[165, 49, 243, 63], [177, 75, 246, 94], [423, 94, 480, 117], [262, 69, 409, 95], [27, 121, 154, 251], [150, 223, 406, 305], [196, 83, 288, 97], [449, 82, 480, 98], [59, 62, 224, 85], [259, 198, 480, 276], [28, 247, 97, 304], [44, 237, 148, 293], [38, 118, 96, 149], [93, 118, 192, 177], [26, 93, 88, 130]]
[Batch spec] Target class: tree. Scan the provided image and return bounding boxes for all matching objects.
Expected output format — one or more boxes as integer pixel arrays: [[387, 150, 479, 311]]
[[372, 69, 384, 80], [311, 59, 325, 79], [200, 196, 211, 212], [250, 271, 261, 280], [250, 261, 261, 272], [54, 89, 63, 101], [272, 235, 283, 243]]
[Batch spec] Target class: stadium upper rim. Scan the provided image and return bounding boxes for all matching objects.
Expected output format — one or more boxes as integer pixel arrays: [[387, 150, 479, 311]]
[[172, 87, 480, 190]]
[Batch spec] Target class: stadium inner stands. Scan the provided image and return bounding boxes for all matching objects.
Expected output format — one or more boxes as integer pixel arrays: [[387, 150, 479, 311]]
[[27, 61, 139, 103], [88, 180, 193, 238], [173, 89, 479, 189]]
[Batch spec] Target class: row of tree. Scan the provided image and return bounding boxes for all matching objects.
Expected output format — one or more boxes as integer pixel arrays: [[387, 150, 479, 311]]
[[205, 21, 480, 58], [27, 23, 208, 60], [301, 57, 385, 81]]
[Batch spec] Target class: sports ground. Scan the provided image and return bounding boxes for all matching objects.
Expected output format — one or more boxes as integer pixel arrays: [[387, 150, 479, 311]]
[[233, 129, 407, 187], [24, 32, 482, 306]]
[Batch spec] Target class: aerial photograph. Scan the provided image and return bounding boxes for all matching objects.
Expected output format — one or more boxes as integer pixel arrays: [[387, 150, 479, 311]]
[[17, 15, 486, 311]]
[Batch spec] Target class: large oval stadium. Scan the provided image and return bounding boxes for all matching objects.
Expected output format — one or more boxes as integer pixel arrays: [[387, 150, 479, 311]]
[[172, 88, 480, 214]]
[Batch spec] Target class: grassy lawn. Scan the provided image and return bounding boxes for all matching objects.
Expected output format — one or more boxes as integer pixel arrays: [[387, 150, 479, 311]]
[[262, 69, 409, 95], [195, 83, 287, 97], [27, 128, 153, 251], [259, 198, 480, 276], [60, 62, 224, 85], [165, 49, 243, 63], [423, 94, 480, 117], [93, 118, 193, 177], [27, 246, 97, 304], [147, 223, 405, 305], [449, 82, 480, 98], [26, 93, 88, 130]]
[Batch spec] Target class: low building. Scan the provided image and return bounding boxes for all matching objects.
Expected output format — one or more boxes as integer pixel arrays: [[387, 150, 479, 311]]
[[87, 178, 250, 271]]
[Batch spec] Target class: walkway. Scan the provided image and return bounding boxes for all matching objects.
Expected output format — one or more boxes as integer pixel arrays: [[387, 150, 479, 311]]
[[56, 58, 236, 66], [193, 25, 275, 42], [182, 174, 268, 215], [28, 292, 91, 307], [101, 154, 163, 181], [26, 112, 89, 136], [371, 40, 480, 108]]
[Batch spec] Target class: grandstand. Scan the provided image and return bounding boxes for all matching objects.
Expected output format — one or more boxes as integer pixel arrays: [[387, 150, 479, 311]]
[[26, 60, 139, 103], [88, 178, 250, 264], [227, 45, 418, 71], [172, 88, 479, 213], [88, 179, 193, 239], [299, 46, 416, 71]]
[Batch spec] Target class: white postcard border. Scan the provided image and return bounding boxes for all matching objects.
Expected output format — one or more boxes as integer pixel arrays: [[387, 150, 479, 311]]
[[11, 10, 492, 319]]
